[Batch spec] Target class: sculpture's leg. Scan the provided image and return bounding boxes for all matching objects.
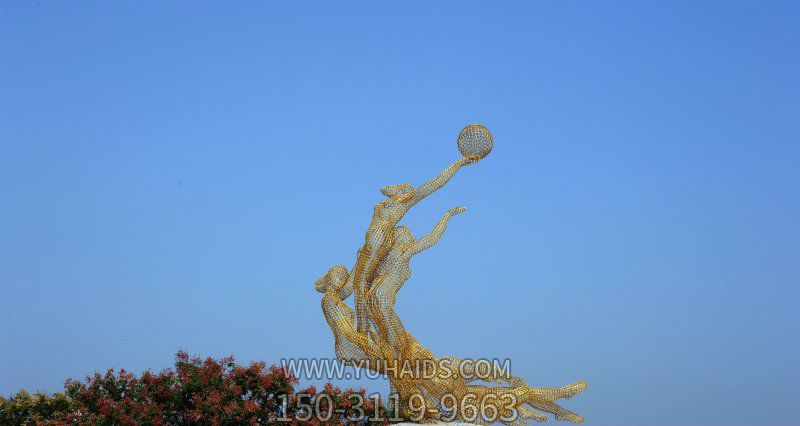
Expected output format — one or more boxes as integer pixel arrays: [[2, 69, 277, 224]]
[[367, 280, 408, 350], [352, 227, 395, 333], [450, 382, 585, 424], [506, 405, 548, 424], [530, 380, 587, 400], [351, 244, 372, 334], [510, 383, 587, 424], [441, 356, 514, 385], [524, 399, 584, 424]]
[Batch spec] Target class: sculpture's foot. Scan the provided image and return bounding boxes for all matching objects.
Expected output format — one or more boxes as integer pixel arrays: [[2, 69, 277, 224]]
[[556, 380, 588, 399]]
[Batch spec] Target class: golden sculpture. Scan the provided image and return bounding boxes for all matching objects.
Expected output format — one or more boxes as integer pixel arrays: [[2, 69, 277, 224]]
[[316, 124, 587, 424]]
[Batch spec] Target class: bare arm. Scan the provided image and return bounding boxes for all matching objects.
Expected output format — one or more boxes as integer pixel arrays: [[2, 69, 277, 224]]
[[408, 157, 475, 206], [408, 207, 466, 256]]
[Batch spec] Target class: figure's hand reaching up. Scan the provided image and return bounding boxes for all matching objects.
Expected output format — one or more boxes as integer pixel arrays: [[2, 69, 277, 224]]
[[447, 206, 467, 216], [408, 207, 467, 256], [459, 157, 479, 167]]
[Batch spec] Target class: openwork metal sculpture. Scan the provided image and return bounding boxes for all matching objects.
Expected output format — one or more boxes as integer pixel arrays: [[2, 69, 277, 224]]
[[316, 125, 587, 424]]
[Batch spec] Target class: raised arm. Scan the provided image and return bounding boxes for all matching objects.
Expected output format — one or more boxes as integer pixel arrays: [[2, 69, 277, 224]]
[[408, 157, 475, 207], [408, 207, 466, 256]]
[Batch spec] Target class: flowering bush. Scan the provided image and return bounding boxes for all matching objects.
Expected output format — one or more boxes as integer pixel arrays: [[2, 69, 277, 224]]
[[0, 352, 391, 426]]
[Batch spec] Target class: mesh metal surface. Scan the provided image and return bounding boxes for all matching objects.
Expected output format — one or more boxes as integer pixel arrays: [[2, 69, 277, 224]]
[[457, 124, 493, 160], [316, 125, 587, 424]]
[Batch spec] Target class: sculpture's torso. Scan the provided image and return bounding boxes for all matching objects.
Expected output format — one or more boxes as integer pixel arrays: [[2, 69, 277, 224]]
[[352, 198, 410, 332]]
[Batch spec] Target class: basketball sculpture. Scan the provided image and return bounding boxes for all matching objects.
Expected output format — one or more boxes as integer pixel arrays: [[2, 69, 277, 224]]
[[316, 124, 587, 424], [457, 123, 494, 160]]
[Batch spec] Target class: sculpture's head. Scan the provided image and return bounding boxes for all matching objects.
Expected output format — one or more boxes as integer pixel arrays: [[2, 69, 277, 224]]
[[380, 183, 414, 198], [393, 226, 414, 245], [315, 265, 350, 296]]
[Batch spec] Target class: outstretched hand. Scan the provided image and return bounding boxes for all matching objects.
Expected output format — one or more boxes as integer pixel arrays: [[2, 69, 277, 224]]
[[447, 206, 467, 216], [459, 157, 480, 166]]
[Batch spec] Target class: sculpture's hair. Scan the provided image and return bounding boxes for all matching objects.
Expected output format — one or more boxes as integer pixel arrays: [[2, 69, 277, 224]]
[[380, 183, 414, 197], [314, 265, 349, 293]]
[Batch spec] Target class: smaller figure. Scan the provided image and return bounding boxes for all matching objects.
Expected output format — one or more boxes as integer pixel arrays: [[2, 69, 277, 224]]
[[363, 209, 588, 424], [368, 206, 467, 349]]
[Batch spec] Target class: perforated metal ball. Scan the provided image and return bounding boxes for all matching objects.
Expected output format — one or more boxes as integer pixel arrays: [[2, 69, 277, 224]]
[[457, 124, 493, 160]]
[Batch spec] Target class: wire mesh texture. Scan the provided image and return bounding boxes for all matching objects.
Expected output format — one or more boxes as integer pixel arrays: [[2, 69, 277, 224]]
[[316, 125, 587, 424]]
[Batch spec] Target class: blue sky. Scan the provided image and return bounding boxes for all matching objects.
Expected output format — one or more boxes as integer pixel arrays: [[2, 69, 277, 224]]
[[1, 2, 798, 425]]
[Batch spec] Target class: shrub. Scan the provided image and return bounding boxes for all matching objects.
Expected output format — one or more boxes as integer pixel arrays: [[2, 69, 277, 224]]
[[0, 352, 390, 426]]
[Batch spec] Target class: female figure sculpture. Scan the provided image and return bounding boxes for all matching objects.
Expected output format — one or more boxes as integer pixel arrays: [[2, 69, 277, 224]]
[[315, 125, 588, 423], [349, 156, 476, 334]]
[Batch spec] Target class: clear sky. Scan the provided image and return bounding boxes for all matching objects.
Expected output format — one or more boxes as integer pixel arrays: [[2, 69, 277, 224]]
[[1, 2, 798, 425]]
